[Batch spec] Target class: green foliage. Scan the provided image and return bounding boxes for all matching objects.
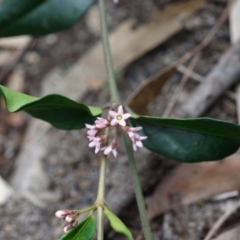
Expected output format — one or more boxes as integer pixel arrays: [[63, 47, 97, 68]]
[[60, 215, 96, 240], [104, 207, 133, 240], [0, 0, 95, 37], [0, 85, 102, 130], [0, 0, 45, 28], [131, 116, 240, 163]]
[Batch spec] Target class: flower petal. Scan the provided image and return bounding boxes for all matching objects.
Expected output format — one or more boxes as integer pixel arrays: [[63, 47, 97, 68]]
[[109, 110, 117, 118], [136, 140, 143, 148], [110, 118, 118, 126], [122, 113, 131, 120], [132, 143, 137, 151], [104, 145, 112, 155], [85, 124, 95, 129], [89, 141, 96, 148], [112, 148, 118, 158], [95, 145, 101, 154], [118, 119, 126, 126], [117, 105, 124, 115]]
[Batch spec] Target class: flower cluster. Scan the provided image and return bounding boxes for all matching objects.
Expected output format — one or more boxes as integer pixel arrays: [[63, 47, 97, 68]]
[[55, 209, 78, 233], [86, 105, 147, 157]]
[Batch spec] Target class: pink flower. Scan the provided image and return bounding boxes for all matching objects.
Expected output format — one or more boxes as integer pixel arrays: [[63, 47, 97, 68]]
[[85, 124, 99, 136], [95, 117, 109, 129], [63, 220, 78, 232], [109, 105, 131, 126], [65, 214, 75, 223], [55, 209, 72, 219], [125, 126, 143, 138], [102, 142, 118, 158], [130, 132, 147, 152], [89, 136, 104, 154], [85, 105, 147, 156], [55, 209, 78, 233]]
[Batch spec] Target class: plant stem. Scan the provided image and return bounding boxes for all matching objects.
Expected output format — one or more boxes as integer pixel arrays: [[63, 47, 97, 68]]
[[95, 154, 107, 240], [123, 133, 154, 240], [97, 206, 104, 240], [98, 0, 120, 104], [98, 0, 153, 239], [96, 155, 107, 204], [77, 205, 97, 214]]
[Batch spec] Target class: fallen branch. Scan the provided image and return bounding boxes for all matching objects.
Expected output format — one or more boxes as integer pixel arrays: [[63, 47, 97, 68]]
[[174, 39, 240, 118], [203, 201, 240, 240]]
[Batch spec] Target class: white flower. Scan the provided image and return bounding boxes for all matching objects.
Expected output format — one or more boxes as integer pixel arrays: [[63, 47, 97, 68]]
[[109, 105, 131, 126]]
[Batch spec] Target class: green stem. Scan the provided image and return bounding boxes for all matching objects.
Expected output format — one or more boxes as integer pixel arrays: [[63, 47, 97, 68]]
[[95, 154, 107, 240], [96, 155, 107, 204], [98, 0, 120, 104], [98, 0, 153, 239], [123, 133, 154, 240], [77, 205, 97, 214], [97, 207, 104, 240]]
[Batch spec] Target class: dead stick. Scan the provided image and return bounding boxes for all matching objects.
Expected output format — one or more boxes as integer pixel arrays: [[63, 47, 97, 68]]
[[177, 0, 233, 66], [175, 38, 240, 118], [163, 54, 200, 117], [203, 202, 240, 240]]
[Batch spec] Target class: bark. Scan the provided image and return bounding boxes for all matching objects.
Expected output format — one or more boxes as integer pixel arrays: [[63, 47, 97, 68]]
[[174, 40, 240, 118]]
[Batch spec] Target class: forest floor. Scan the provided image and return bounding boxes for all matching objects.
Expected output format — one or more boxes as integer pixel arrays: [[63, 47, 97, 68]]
[[1, 0, 240, 240]]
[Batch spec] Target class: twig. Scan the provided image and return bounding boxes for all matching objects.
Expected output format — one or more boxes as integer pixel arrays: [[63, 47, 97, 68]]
[[161, 0, 232, 69], [203, 201, 240, 240], [178, 0, 233, 66], [177, 64, 203, 82], [163, 54, 200, 117]]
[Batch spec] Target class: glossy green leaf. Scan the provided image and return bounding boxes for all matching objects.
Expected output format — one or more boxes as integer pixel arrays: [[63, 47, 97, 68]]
[[0, 0, 95, 37], [60, 215, 96, 240], [0, 85, 102, 130], [0, 0, 45, 28], [104, 207, 133, 240], [130, 116, 240, 163]]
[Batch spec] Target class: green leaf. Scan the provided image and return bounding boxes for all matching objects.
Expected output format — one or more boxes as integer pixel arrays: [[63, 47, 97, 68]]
[[130, 116, 240, 163], [0, 0, 45, 28], [0, 85, 102, 130], [0, 0, 95, 37], [104, 207, 133, 240], [60, 215, 96, 240]]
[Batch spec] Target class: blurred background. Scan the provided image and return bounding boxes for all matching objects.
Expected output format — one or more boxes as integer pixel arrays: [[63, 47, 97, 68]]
[[0, 0, 240, 239]]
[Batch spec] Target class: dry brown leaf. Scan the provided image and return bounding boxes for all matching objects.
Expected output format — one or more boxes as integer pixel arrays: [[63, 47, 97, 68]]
[[147, 154, 240, 220], [0, 36, 31, 49], [125, 0, 205, 115], [127, 65, 176, 115], [213, 225, 240, 240]]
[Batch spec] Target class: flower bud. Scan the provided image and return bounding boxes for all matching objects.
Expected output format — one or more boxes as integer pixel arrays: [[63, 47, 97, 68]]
[[65, 214, 75, 223], [55, 209, 71, 219], [72, 220, 78, 227], [64, 223, 73, 233]]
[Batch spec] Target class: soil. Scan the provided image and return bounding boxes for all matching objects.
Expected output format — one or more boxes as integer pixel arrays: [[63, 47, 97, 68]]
[[1, 0, 239, 240]]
